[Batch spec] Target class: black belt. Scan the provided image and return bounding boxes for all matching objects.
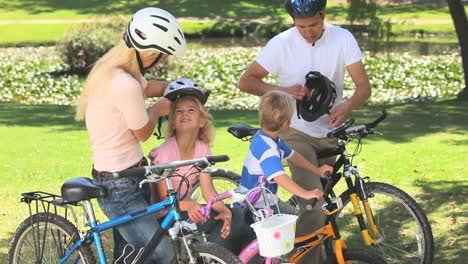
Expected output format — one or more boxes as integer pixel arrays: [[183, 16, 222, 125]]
[[92, 157, 148, 181]]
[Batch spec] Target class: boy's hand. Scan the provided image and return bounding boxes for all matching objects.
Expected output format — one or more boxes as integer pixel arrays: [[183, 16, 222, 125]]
[[214, 208, 232, 238], [317, 165, 333, 178], [304, 189, 324, 200], [187, 201, 207, 223]]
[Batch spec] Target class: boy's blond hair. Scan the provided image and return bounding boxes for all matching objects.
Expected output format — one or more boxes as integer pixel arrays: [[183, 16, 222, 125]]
[[166, 96, 215, 145], [259, 90, 294, 132]]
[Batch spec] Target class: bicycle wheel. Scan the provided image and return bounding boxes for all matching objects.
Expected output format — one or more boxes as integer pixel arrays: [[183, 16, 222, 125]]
[[191, 169, 241, 203], [8, 212, 95, 264], [188, 241, 242, 263], [325, 248, 387, 264], [327, 182, 434, 264]]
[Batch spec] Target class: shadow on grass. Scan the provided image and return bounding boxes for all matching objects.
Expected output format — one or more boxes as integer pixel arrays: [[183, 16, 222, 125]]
[[0, 232, 13, 260], [0, 102, 85, 131], [212, 98, 468, 144], [0, 0, 285, 19]]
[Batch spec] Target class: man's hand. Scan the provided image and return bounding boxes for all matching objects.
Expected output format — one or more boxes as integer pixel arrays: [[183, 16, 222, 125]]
[[285, 84, 307, 100], [327, 101, 352, 128], [214, 208, 232, 238]]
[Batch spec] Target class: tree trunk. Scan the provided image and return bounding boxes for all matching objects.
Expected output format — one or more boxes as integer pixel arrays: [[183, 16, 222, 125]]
[[447, 0, 468, 99]]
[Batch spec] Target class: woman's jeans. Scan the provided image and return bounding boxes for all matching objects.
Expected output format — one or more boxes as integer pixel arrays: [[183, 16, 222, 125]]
[[94, 175, 175, 264]]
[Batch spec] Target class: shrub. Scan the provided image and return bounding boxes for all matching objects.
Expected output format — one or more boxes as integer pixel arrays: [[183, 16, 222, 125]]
[[58, 17, 126, 74]]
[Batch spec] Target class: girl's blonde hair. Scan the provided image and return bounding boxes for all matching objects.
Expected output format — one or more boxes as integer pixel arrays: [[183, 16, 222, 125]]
[[75, 40, 143, 120], [259, 90, 294, 131], [166, 96, 215, 145]]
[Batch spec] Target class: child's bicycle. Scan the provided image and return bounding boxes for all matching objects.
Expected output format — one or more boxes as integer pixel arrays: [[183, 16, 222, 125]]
[[8, 155, 242, 264], [196, 175, 387, 263], [192, 110, 434, 264]]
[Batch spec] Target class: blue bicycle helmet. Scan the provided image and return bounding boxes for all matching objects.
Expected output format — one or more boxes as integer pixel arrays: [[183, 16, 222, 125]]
[[285, 0, 327, 19]]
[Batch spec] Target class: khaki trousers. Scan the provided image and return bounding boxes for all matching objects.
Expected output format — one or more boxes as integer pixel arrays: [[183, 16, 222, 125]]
[[281, 128, 337, 264]]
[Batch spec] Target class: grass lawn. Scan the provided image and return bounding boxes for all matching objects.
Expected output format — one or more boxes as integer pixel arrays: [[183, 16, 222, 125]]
[[0, 1, 464, 45], [0, 98, 467, 262]]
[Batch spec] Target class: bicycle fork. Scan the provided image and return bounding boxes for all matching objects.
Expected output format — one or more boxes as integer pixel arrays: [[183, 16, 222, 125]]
[[347, 169, 380, 246]]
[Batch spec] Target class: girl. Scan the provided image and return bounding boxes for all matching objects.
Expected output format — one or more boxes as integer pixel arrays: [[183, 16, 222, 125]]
[[149, 78, 252, 254]]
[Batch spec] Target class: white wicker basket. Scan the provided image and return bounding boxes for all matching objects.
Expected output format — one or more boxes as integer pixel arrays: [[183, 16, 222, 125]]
[[250, 214, 298, 257]]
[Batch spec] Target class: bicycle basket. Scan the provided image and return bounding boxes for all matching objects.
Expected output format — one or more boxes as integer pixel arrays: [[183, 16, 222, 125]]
[[250, 213, 298, 257]]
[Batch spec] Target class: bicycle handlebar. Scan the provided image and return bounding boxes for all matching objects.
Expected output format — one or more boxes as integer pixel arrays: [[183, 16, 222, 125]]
[[115, 155, 230, 179], [327, 110, 387, 139]]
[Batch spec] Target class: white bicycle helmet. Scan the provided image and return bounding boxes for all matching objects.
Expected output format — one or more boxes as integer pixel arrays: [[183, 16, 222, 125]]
[[164, 77, 208, 105], [125, 7, 186, 58]]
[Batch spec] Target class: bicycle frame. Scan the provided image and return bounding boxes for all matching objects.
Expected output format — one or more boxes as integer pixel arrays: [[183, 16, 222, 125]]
[[60, 180, 183, 264], [318, 139, 379, 247], [238, 220, 349, 264]]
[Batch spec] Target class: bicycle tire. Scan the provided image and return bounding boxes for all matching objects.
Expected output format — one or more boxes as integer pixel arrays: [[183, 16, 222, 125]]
[[325, 248, 387, 264], [187, 241, 242, 264], [191, 169, 241, 202], [326, 182, 434, 264], [8, 212, 95, 264]]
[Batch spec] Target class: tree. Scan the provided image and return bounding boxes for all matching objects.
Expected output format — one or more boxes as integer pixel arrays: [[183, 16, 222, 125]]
[[447, 0, 468, 99]]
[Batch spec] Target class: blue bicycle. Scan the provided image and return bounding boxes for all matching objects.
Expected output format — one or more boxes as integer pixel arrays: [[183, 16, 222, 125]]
[[8, 155, 242, 264]]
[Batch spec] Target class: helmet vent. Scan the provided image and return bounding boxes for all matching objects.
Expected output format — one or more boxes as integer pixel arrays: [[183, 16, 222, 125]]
[[178, 29, 185, 40], [134, 29, 147, 40], [168, 46, 175, 52], [174, 36, 181, 45], [153, 23, 168, 32], [176, 81, 185, 85], [150, 15, 170, 23]]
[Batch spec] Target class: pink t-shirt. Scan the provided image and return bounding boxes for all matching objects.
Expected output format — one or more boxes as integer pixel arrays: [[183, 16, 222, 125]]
[[86, 69, 149, 172], [148, 136, 212, 200]]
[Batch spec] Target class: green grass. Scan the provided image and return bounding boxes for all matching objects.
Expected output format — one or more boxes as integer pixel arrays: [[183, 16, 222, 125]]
[[0, 0, 287, 20], [0, 98, 467, 261], [0, 23, 73, 46], [0, 1, 463, 45]]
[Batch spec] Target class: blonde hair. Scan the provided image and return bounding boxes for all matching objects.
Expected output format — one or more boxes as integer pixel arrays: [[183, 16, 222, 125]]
[[259, 91, 294, 131], [166, 96, 215, 145], [75, 40, 143, 120]]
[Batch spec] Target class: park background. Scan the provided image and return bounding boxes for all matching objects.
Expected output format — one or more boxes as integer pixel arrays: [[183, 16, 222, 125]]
[[0, 0, 466, 263]]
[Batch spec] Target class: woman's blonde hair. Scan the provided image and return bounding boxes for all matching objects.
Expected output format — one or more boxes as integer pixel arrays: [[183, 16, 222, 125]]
[[166, 96, 215, 145], [259, 90, 294, 131], [75, 40, 143, 120]]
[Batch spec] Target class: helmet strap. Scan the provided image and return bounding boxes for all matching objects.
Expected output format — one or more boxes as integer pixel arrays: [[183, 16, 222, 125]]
[[135, 51, 164, 74], [136, 50, 145, 74]]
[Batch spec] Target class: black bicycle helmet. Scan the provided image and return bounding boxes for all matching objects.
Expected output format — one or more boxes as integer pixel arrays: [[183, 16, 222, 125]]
[[296, 71, 336, 122], [284, 0, 327, 19]]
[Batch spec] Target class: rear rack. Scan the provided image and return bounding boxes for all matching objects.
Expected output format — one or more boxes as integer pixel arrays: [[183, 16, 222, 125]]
[[21, 191, 79, 221]]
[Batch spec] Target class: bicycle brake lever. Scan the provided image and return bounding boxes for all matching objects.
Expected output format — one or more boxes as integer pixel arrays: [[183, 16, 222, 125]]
[[373, 130, 383, 136], [139, 179, 150, 189]]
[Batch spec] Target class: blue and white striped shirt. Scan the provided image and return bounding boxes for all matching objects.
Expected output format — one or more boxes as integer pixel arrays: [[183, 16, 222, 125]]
[[237, 129, 294, 207]]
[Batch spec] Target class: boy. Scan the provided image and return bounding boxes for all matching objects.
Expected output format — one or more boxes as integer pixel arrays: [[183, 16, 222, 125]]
[[237, 90, 333, 213]]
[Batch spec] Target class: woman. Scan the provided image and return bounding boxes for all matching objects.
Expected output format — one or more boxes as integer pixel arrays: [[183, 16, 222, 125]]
[[75, 7, 185, 264]]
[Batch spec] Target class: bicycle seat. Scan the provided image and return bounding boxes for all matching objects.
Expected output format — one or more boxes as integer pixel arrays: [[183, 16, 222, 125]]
[[227, 124, 258, 139], [61, 177, 107, 202]]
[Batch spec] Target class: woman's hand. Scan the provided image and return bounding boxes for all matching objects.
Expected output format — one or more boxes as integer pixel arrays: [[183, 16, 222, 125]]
[[214, 208, 232, 238], [187, 201, 207, 223]]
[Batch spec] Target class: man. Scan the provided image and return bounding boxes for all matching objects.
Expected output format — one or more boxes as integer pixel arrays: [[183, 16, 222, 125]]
[[239, 0, 371, 263]]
